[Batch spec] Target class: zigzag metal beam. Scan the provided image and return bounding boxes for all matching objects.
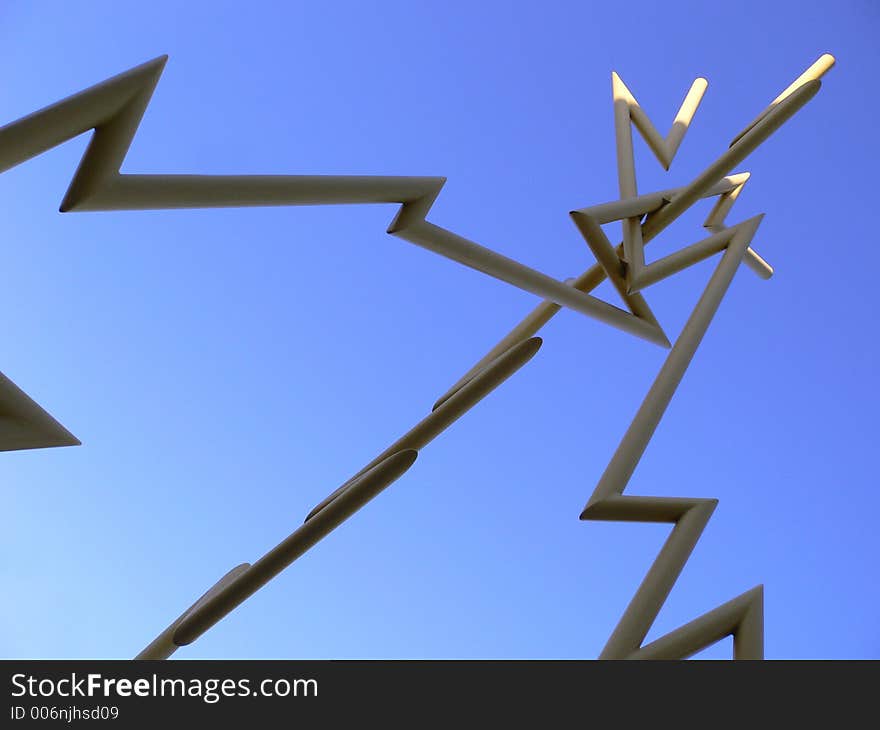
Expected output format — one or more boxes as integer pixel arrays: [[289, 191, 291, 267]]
[[0, 56, 666, 348], [450, 61, 831, 659], [580, 215, 765, 658], [0, 52, 834, 659], [430, 61, 832, 659]]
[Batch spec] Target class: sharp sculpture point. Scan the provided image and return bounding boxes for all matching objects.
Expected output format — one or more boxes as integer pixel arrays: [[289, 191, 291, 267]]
[[0, 51, 835, 659]]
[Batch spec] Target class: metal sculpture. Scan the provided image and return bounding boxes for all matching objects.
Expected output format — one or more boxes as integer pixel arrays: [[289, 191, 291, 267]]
[[0, 53, 835, 659]]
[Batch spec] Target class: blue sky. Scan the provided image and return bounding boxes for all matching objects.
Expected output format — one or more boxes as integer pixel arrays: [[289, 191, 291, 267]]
[[0, 1, 876, 659]]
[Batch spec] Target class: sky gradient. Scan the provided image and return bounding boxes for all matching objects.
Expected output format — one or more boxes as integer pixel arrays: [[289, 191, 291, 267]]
[[1, 1, 877, 659]]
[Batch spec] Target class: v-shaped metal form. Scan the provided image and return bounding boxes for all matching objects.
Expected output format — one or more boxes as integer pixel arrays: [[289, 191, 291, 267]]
[[0, 52, 835, 659], [611, 70, 705, 287], [0, 372, 79, 452]]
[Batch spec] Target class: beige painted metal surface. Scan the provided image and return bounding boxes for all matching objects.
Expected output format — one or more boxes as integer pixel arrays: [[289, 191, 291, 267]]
[[0, 52, 834, 659], [0, 372, 79, 452]]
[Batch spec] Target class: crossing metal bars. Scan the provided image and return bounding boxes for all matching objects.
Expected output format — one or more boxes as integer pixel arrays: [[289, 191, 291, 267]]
[[0, 52, 834, 659]]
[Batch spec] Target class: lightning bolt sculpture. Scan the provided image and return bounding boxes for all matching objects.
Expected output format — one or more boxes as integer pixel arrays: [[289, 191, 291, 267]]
[[0, 52, 835, 659]]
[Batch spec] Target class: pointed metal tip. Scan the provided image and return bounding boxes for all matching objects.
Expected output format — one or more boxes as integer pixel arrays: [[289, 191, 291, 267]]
[[579, 500, 601, 520], [393, 448, 419, 469], [44, 432, 83, 448], [127, 54, 169, 76], [643, 323, 671, 349], [304, 449, 418, 523], [59, 194, 87, 213], [430, 337, 542, 412], [152, 55, 170, 75]]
